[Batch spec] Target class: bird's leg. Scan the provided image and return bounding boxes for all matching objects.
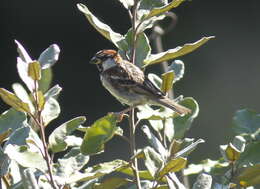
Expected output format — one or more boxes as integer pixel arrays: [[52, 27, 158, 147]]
[[114, 106, 136, 122]]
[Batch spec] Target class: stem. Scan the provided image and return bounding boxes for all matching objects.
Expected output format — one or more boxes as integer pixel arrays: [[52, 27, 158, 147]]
[[131, 0, 139, 64], [38, 118, 57, 189], [31, 82, 57, 189], [129, 1, 142, 188], [129, 108, 141, 189]]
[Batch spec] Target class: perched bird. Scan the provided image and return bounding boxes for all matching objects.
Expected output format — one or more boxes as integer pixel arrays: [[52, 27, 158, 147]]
[[90, 49, 191, 116]]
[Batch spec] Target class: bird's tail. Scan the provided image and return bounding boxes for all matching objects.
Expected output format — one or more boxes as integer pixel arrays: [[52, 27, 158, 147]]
[[155, 97, 191, 116]]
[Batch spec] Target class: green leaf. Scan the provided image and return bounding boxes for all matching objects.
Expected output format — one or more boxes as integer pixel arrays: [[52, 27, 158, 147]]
[[236, 164, 260, 187], [220, 136, 246, 162], [143, 147, 164, 177], [169, 60, 185, 82], [66, 159, 128, 184], [237, 141, 260, 166], [119, 167, 158, 181], [161, 71, 174, 93], [80, 113, 118, 155], [142, 125, 167, 159], [232, 109, 260, 135], [38, 44, 60, 69], [124, 29, 151, 67], [192, 173, 213, 189], [0, 108, 26, 136], [39, 68, 53, 93], [44, 84, 62, 102], [144, 0, 185, 20], [117, 0, 134, 9], [93, 177, 130, 189], [0, 88, 31, 113], [158, 157, 187, 178], [41, 97, 60, 126], [173, 97, 199, 139], [144, 36, 215, 66], [49, 116, 86, 153], [56, 147, 89, 179], [12, 83, 35, 113], [36, 91, 45, 111], [28, 61, 41, 80], [77, 3, 127, 50]]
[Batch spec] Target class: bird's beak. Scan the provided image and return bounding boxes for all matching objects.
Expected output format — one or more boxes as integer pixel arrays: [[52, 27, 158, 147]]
[[90, 57, 101, 64]]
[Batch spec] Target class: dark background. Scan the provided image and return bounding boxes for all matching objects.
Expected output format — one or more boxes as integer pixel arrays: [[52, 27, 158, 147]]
[[1, 0, 260, 164]]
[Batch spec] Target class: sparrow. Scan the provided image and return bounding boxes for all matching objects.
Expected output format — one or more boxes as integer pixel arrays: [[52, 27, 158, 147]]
[[90, 49, 191, 116]]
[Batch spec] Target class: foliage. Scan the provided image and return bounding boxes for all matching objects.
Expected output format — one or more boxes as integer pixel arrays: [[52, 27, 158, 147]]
[[0, 0, 258, 189]]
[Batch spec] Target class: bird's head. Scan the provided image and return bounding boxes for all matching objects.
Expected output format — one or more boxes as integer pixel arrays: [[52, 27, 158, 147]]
[[90, 49, 121, 72]]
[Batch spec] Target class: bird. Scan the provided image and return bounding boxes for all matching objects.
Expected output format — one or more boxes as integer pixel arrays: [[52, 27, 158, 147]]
[[90, 49, 191, 116]]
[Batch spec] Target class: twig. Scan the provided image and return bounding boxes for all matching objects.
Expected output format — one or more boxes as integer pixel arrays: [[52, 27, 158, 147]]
[[129, 108, 141, 189], [31, 81, 57, 189], [129, 1, 142, 189]]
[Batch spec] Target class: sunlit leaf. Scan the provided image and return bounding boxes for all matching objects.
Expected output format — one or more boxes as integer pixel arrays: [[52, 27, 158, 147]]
[[4, 127, 47, 172], [158, 157, 187, 178], [12, 83, 35, 113], [236, 164, 260, 187], [41, 97, 60, 126], [144, 36, 215, 66], [192, 173, 213, 189], [15, 40, 32, 63], [28, 61, 41, 81], [77, 3, 127, 50], [144, 0, 185, 20], [0, 108, 26, 135], [44, 84, 62, 102], [169, 60, 185, 82], [21, 168, 39, 189], [38, 44, 60, 69], [184, 159, 229, 176], [142, 125, 167, 159], [36, 91, 45, 111], [80, 113, 118, 155], [161, 71, 174, 93], [117, 0, 134, 9], [56, 147, 89, 179], [148, 73, 162, 87], [174, 97, 199, 139], [124, 29, 151, 67], [174, 139, 205, 158], [220, 136, 246, 162], [93, 177, 130, 189], [0, 88, 30, 113], [164, 118, 174, 142], [49, 116, 86, 153], [143, 146, 164, 177], [66, 159, 128, 184], [15, 40, 36, 92]]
